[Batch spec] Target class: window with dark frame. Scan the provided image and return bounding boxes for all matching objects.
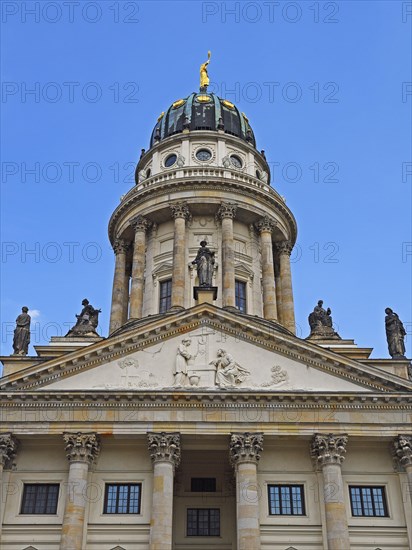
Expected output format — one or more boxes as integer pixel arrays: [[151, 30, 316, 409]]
[[103, 483, 141, 514], [268, 484, 305, 516], [159, 279, 172, 313], [349, 486, 388, 517], [20, 483, 59, 514], [187, 508, 220, 536], [191, 478, 216, 492], [235, 280, 247, 313]]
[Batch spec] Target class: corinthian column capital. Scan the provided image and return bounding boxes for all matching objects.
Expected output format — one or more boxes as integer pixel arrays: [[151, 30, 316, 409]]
[[393, 434, 412, 469], [256, 216, 277, 234], [130, 215, 152, 232], [147, 432, 181, 469], [63, 432, 101, 465], [216, 202, 238, 220], [113, 238, 130, 255], [230, 432, 263, 467], [170, 202, 191, 220], [275, 240, 293, 256], [311, 433, 348, 467], [0, 432, 18, 467]]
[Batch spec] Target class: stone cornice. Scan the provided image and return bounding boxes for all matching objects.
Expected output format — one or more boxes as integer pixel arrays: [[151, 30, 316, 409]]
[[393, 434, 412, 469], [147, 431, 181, 469], [0, 432, 18, 467], [229, 432, 263, 465], [108, 180, 297, 246], [63, 432, 100, 464], [311, 433, 348, 466], [1, 306, 411, 394]]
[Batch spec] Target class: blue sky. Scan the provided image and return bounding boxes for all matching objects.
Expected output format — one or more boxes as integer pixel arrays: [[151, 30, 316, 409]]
[[1, 0, 411, 363]]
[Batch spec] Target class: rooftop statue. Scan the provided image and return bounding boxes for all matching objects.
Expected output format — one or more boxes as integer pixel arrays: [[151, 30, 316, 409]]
[[385, 308, 406, 359], [12, 306, 31, 356], [192, 241, 215, 287], [66, 299, 101, 338], [200, 51, 211, 91], [307, 300, 341, 340]]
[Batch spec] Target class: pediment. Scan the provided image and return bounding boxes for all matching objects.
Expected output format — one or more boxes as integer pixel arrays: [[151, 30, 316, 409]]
[[2, 305, 410, 394]]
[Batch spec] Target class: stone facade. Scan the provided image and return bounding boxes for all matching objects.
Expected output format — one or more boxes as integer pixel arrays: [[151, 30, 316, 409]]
[[1, 86, 411, 550]]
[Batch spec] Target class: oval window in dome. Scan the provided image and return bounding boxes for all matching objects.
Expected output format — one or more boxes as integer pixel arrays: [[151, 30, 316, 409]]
[[230, 155, 242, 168], [164, 154, 177, 168], [196, 149, 212, 162]]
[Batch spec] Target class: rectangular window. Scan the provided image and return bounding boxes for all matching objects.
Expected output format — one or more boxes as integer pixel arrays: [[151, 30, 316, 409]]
[[159, 279, 172, 313], [235, 280, 247, 313], [187, 508, 220, 536], [191, 478, 216, 492], [104, 483, 141, 514], [349, 486, 388, 517], [21, 483, 59, 514], [268, 484, 305, 515]]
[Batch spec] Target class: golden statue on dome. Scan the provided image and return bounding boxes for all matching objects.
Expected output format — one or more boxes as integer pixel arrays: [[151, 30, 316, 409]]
[[200, 51, 211, 91]]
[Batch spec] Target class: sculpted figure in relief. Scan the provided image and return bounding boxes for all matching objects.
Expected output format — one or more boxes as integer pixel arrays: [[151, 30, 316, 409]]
[[174, 338, 193, 386], [12, 306, 31, 356], [210, 348, 250, 388]]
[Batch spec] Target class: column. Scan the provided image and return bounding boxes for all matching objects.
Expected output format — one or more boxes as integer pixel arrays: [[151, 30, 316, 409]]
[[273, 248, 283, 324], [147, 432, 181, 550], [129, 215, 151, 319], [275, 240, 296, 334], [311, 433, 350, 550], [230, 432, 263, 550], [217, 202, 237, 309], [0, 433, 18, 543], [393, 434, 412, 506], [170, 203, 191, 310], [256, 217, 278, 321], [60, 432, 100, 550], [109, 238, 130, 334]]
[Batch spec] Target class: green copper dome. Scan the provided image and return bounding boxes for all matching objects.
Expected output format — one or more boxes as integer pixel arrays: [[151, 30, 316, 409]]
[[149, 92, 256, 148]]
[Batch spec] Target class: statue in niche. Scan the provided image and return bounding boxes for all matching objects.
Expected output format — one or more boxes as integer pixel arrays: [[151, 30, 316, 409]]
[[307, 300, 340, 340], [12, 306, 31, 356], [210, 348, 250, 388], [66, 299, 101, 337], [174, 338, 193, 387], [192, 241, 215, 287], [385, 308, 406, 359]]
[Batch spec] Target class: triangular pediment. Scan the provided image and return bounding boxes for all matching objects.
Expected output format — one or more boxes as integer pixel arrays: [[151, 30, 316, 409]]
[[2, 305, 410, 394]]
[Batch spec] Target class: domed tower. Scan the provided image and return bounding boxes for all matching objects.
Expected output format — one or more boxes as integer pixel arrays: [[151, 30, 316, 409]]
[[108, 60, 297, 335]]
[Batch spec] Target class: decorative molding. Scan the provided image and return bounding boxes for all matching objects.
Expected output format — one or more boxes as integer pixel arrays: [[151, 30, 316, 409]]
[[311, 433, 348, 467], [152, 262, 173, 286], [229, 432, 263, 466], [393, 434, 412, 469], [0, 432, 18, 467], [216, 202, 238, 220], [63, 432, 100, 465], [113, 238, 130, 255], [192, 144, 216, 165], [261, 365, 288, 387], [170, 202, 191, 220], [256, 215, 277, 234], [147, 432, 181, 469], [275, 240, 293, 256], [130, 215, 152, 232]]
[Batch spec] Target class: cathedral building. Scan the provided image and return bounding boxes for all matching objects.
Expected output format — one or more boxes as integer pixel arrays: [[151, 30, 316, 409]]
[[1, 59, 411, 550]]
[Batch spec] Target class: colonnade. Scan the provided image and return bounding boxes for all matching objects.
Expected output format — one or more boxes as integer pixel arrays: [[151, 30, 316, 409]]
[[109, 202, 296, 334], [0, 432, 411, 549]]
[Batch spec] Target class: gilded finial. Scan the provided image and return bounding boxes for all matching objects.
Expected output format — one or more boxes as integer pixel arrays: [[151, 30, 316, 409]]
[[200, 51, 211, 92]]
